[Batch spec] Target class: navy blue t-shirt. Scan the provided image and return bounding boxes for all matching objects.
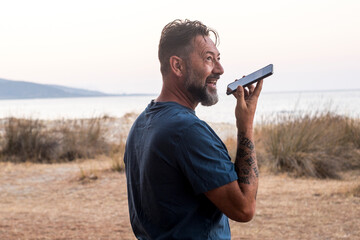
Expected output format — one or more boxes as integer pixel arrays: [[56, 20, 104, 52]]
[[124, 101, 238, 239]]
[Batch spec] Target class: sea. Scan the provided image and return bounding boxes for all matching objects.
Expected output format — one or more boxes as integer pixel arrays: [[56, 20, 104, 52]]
[[0, 90, 359, 124]]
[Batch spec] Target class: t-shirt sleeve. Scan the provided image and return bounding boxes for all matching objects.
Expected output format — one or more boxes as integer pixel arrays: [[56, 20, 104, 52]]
[[178, 121, 238, 195]]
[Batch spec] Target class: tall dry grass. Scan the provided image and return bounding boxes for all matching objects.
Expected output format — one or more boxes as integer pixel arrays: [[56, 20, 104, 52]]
[[57, 118, 110, 161], [256, 112, 360, 178], [1, 112, 358, 179], [110, 138, 126, 172], [223, 111, 360, 179], [1, 118, 59, 162], [0, 117, 123, 166]]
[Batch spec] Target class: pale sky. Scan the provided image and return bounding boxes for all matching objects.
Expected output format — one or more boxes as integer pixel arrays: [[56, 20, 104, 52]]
[[1, 0, 359, 94]]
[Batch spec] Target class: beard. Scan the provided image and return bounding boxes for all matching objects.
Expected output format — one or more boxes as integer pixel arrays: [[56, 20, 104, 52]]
[[184, 66, 219, 107]]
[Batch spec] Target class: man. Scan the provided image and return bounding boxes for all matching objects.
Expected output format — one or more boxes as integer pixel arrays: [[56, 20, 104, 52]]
[[124, 19, 263, 239]]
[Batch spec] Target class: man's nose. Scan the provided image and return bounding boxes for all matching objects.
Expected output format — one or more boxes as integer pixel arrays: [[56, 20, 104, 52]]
[[213, 61, 224, 76]]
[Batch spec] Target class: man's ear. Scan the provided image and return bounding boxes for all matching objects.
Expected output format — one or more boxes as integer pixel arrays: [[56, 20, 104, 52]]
[[169, 56, 185, 77]]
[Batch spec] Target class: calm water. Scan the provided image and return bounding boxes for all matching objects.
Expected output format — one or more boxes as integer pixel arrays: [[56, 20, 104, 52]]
[[1, 90, 359, 124]]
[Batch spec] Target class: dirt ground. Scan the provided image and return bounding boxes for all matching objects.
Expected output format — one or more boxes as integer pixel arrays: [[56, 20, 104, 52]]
[[0, 159, 359, 240]]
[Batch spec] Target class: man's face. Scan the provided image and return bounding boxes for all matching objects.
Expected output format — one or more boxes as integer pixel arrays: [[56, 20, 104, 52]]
[[184, 35, 224, 106]]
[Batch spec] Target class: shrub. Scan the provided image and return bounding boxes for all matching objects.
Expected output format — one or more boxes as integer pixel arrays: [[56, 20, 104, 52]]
[[344, 118, 360, 149], [110, 139, 126, 172], [258, 112, 360, 178], [1, 118, 59, 162], [57, 118, 110, 161], [0, 117, 112, 163]]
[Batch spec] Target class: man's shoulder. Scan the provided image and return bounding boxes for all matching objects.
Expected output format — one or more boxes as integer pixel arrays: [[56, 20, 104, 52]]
[[131, 101, 213, 137], [147, 101, 199, 124]]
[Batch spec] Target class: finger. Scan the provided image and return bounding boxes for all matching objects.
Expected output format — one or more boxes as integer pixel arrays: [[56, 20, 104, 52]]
[[244, 88, 249, 98], [232, 92, 237, 99], [233, 85, 245, 103], [247, 84, 255, 95], [229, 79, 239, 98], [253, 79, 264, 97]]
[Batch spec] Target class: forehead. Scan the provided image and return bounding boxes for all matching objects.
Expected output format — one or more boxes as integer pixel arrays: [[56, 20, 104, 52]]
[[192, 35, 220, 56]]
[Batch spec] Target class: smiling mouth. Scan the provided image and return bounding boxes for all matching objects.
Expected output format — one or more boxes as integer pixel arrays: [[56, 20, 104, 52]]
[[206, 76, 219, 87], [206, 80, 217, 86]]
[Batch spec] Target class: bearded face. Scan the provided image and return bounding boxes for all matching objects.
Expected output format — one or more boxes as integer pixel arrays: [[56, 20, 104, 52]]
[[184, 61, 219, 106]]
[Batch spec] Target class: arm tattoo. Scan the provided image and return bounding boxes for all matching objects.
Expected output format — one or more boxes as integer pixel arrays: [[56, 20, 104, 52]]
[[236, 148, 248, 158], [235, 132, 259, 185], [245, 156, 255, 166], [238, 137, 255, 151], [253, 167, 259, 178]]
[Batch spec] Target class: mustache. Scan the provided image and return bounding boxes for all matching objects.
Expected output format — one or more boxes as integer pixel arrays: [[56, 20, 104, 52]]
[[206, 74, 220, 80]]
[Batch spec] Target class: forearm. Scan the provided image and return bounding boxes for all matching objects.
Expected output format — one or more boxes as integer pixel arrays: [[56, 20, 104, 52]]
[[234, 130, 259, 200], [206, 81, 262, 222], [203, 129, 259, 222]]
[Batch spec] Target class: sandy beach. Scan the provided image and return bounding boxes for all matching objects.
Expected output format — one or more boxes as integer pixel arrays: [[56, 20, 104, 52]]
[[0, 157, 359, 240]]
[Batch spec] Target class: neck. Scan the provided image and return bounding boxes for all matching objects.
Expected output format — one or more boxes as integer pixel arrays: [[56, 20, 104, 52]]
[[156, 78, 198, 110]]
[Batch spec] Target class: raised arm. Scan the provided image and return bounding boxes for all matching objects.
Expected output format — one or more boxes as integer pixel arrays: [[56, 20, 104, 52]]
[[204, 79, 263, 222]]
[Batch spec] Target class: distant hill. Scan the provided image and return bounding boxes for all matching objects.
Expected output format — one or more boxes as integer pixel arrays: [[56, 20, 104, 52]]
[[0, 78, 115, 99]]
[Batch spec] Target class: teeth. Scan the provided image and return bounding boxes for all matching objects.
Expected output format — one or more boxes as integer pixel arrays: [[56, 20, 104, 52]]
[[207, 81, 216, 85]]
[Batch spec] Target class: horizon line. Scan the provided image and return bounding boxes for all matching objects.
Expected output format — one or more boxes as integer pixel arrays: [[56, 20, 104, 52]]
[[117, 88, 360, 96]]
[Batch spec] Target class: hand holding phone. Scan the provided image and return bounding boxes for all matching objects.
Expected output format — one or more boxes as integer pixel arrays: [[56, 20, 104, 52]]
[[226, 64, 273, 95]]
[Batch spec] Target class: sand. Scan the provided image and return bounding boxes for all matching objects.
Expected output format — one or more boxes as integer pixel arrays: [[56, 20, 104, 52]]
[[0, 158, 359, 240]]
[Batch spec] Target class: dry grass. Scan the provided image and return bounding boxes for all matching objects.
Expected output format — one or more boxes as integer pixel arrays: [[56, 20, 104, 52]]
[[230, 170, 360, 240], [1, 118, 59, 162], [0, 159, 132, 240], [336, 182, 360, 198], [110, 137, 126, 172], [0, 160, 359, 240], [255, 112, 358, 178], [350, 184, 360, 197], [344, 118, 360, 148], [5, 112, 358, 169], [1, 112, 359, 179], [0, 117, 126, 166], [57, 118, 109, 161], [223, 112, 360, 179], [223, 137, 237, 162]]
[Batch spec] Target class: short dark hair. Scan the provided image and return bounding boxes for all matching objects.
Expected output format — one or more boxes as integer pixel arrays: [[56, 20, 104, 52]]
[[158, 19, 219, 76]]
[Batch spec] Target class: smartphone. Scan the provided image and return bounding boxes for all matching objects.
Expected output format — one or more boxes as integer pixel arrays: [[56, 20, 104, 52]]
[[226, 64, 273, 95]]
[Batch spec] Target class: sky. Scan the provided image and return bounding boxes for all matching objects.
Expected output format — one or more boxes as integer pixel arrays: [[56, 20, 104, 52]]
[[1, 0, 359, 94]]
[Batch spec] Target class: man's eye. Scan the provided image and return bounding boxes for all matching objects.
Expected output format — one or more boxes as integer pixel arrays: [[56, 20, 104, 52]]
[[207, 56, 213, 61]]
